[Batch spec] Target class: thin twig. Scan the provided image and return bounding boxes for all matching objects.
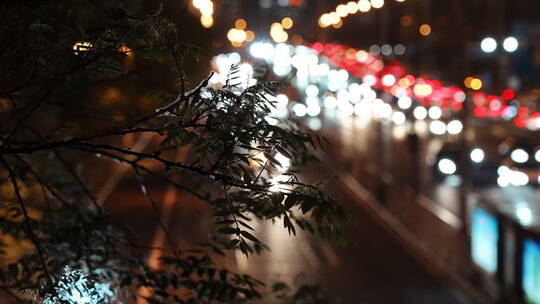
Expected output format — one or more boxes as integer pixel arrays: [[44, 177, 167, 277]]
[[135, 72, 213, 125], [53, 151, 103, 213], [133, 167, 180, 259]]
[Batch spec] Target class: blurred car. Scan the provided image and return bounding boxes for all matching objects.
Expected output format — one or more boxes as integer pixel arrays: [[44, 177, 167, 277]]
[[496, 141, 540, 187], [432, 143, 499, 186]]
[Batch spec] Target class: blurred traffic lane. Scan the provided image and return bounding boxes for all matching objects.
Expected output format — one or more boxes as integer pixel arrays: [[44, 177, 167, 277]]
[[319, 110, 464, 221], [316, 108, 540, 223]]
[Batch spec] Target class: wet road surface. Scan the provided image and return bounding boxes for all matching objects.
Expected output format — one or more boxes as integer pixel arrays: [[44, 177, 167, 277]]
[[102, 157, 474, 303]]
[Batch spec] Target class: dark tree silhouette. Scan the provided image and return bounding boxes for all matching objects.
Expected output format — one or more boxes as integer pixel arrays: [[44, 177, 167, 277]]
[[0, 2, 345, 303]]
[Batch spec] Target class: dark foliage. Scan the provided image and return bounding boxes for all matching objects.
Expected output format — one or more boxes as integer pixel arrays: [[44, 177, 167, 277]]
[[0, 1, 346, 303]]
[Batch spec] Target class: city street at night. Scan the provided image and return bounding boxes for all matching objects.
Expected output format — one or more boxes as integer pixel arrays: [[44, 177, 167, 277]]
[[1, 1, 540, 303]]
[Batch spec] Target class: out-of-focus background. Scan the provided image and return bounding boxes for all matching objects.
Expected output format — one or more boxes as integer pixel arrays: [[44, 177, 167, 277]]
[[55, 1, 540, 303]]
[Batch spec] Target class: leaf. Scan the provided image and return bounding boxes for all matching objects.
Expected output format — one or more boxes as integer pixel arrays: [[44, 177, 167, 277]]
[[274, 145, 293, 159], [263, 152, 281, 167], [284, 194, 298, 209], [301, 198, 316, 214], [236, 153, 251, 165], [235, 212, 250, 221], [271, 192, 284, 205], [217, 227, 239, 235], [240, 231, 260, 243], [243, 171, 252, 185], [239, 240, 249, 254], [238, 220, 254, 231], [213, 209, 232, 216], [283, 216, 296, 235]]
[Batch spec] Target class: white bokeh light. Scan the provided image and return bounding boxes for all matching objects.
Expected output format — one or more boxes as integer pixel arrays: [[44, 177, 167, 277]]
[[307, 104, 321, 117], [428, 106, 442, 119], [429, 120, 446, 135], [275, 94, 289, 108], [339, 103, 354, 116], [305, 85, 319, 97], [337, 69, 349, 82], [480, 37, 497, 53], [446, 120, 463, 134], [292, 103, 307, 117], [397, 96, 412, 110], [470, 148, 485, 163], [362, 74, 377, 86], [249, 42, 275, 59], [510, 170, 529, 186], [510, 148, 529, 163], [438, 158, 457, 175], [516, 203, 533, 226], [382, 74, 396, 86], [503, 36, 519, 53], [324, 96, 338, 109], [392, 111, 406, 125], [413, 106, 427, 120]]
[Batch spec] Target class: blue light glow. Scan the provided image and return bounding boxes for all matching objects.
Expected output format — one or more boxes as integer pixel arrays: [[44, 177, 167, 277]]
[[471, 208, 499, 274], [43, 267, 114, 304], [524, 238, 540, 304]]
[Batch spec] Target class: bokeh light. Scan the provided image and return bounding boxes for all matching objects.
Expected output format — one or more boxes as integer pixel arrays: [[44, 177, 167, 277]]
[[419, 24, 431, 36]]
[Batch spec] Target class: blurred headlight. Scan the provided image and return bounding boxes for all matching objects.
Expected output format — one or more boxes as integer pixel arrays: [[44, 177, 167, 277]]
[[510, 148, 529, 163], [509, 171, 529, 186], [470, 148, 485, 163]]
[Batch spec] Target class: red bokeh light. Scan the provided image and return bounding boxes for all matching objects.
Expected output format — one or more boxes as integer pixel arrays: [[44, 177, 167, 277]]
[[502, 89, 515, 101]]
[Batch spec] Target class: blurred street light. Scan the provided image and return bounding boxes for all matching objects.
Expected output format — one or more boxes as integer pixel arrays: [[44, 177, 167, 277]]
[[270, 23, 288, 43], [419, 24, 431, 36], [337, 4, 349, 17], [480, 37, 497, 53], [318, 0, 386, 28], [394, 44, 406, 55], [227, 19, 255, 47], [235, 18, 247, 30], [192, 0, 214, 28], [370, 0, 385, 9], [470, 78, 482, 90], [347, 1, 359, 14], [464, 76, 474, 88], [200, 15, 213, 28], [503, 36, 519, 52], [281, 17, 294, 29], [358, 0, 371, 12]]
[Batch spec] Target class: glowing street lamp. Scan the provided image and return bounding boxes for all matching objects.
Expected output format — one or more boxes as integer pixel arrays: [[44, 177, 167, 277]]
[[358, 0, 371, 12], [370, 0, 384, 9]]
